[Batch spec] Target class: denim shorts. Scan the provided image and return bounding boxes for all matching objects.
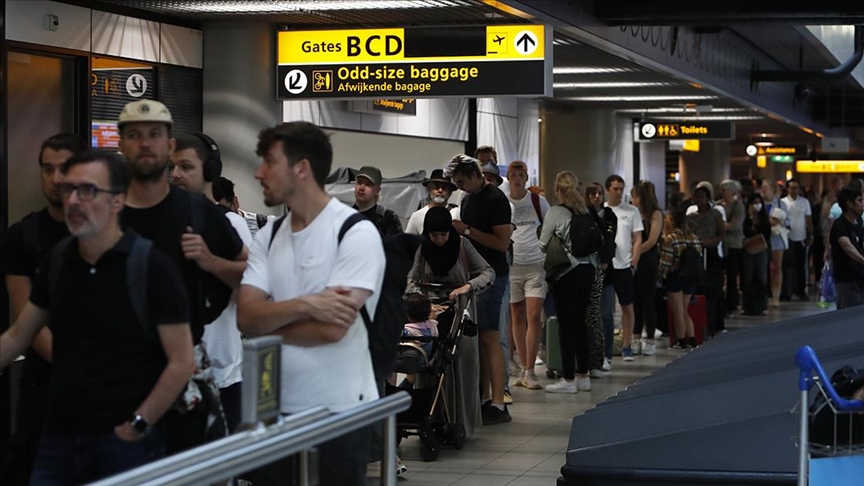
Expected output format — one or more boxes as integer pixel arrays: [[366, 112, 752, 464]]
[[476, 276, 508, 332]]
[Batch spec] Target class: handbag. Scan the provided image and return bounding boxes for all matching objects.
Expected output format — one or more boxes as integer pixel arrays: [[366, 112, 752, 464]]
[[743, 234, 768, 255], [544, 234, 571, 282]]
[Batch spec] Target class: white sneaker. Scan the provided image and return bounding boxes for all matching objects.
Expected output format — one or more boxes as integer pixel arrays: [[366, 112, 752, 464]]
[[631, 339, 642, 355], [589, 369, 603, 378], [642, 339, 657, 356], [576, 376, 592, 391], [602, 357, 613, 371], [509, 358, 522, 377], [523, 370, 542, 390], [545, 378, 578, 394], [510, 373, 525, 388]]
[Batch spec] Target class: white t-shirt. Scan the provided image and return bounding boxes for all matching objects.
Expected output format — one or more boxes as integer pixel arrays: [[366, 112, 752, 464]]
[[605, 202, 644, 269], [507, 191, 549, 265], [202, 211, 252, 389], [241, 198, 384, 414], [408, 205, 467, 234], [781, 195, 812, 241]]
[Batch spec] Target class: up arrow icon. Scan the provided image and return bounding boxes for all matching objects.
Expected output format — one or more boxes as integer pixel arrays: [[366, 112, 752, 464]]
[[515, 30, 538, 55]]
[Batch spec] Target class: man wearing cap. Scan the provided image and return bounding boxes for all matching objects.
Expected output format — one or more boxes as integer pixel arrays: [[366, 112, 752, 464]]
[[116, 99, 247, 453], [505, 161, 549, 390], [405, 168, 458, 235], [445, 154, 512, 424], [169, 136, 253, 433], [352, 165, 404, 238]]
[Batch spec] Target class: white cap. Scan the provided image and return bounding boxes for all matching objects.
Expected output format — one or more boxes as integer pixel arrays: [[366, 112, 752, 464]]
[[118, 100, 173, 127]]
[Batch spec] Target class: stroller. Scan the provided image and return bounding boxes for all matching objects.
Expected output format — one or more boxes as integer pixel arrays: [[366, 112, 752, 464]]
[[386, 285, 477, 461]]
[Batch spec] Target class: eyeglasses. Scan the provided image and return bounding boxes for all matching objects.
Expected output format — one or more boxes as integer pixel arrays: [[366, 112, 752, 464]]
[[58, 182, 119, 201]]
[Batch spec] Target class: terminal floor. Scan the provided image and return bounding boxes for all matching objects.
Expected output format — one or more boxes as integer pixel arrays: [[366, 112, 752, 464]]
[[380, 298, 831, 486]]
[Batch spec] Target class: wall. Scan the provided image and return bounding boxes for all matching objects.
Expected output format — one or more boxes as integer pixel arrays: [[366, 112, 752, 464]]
[[5, 0, 202, 68], [327, 129, 466, 178], [678, 141, 732, 197]]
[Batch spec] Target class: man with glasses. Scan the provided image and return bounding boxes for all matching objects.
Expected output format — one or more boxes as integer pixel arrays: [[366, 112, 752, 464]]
[[0, 150, 194, 485], [0, 133, 86, 485], [780, 178, 813, 301]]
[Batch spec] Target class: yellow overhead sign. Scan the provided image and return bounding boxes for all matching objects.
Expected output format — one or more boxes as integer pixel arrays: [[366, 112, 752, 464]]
[[796, 160, 864, 173], [278, 25, 546, 65]]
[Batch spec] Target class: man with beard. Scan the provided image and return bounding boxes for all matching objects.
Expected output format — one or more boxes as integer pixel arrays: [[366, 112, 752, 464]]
[[117, 100, 247, 453], [0, 133, 86, 485], [405, 169, 458, 235]]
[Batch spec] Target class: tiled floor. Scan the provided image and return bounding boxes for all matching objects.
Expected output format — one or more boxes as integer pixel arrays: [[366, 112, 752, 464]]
[[382, 297, 829, 486]]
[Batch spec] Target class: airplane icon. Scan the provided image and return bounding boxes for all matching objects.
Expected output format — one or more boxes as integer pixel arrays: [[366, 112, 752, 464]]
[[494, 35, 505, 45]]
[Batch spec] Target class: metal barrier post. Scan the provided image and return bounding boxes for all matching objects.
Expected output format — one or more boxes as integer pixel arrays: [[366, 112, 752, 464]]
[[381, 415, 397, 486], [798, 388, 808, 486]]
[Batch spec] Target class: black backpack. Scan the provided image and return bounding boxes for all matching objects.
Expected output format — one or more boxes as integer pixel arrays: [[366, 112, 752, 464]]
[[678, 243, 704, 283], [269, 213, 422, 380], [808, 364, 864, 451], [187, 194, 234, 325], [566, 206, 604, 258]]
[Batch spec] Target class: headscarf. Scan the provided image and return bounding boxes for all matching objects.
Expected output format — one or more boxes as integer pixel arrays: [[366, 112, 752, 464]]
[[421, 206, 461, 276]]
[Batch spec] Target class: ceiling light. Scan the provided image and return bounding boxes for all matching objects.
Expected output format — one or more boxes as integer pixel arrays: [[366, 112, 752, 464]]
[[616, 107, 748, 114], [650, 115, 763, 121], [552, 67, 634, 74], [554, 82, 673, 89], [180, 0, 468, 13], [565, 95, 720, 102]]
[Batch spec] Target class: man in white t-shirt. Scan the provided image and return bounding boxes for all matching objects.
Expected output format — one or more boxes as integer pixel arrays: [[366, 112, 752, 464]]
[[780, 178, 813, 301], [405, 168, 458, 235], [238, 122, 384, 486], [505, 161, 549, 390], [170, 135, 251, 433], [600, 175, 643, 362]]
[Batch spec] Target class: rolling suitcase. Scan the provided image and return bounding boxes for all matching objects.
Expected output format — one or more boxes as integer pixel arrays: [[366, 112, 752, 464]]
[[544, 316, 562, 378], [668, 294, 708, 346]]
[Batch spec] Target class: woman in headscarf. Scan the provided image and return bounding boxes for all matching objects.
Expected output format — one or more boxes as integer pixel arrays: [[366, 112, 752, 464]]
[[406, 206, 495, 440]]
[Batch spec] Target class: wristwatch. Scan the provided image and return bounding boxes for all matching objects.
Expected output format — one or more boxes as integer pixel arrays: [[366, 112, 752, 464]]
[[463, 225, 471, 236], [130, 414, 150, 434]]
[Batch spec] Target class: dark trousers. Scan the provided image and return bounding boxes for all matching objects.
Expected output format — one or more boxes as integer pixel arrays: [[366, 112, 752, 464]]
[[811, 236, 825, 285], [30, 427, 165, 486], [724, 248, 743, 311], [697, 247, 725, 335], [551, 265, 595, 379], [220, 382, 243, 434], [741, 250, 768, 314], [634, 249, 659, 339], [782, 240, 808, 299], [241, 422, 371, 486], [0, 382, 49, 486]]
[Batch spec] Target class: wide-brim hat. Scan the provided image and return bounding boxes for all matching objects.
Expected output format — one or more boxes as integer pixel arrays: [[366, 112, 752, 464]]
[[423, 169, 456, 190], [481, 162, 503, 185]]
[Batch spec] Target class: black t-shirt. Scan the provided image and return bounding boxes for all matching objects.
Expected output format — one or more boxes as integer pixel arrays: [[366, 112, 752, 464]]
[[830, 215, 864, 284], [122, 186, 243, 343], [459, 183, 512, 277], [354, 203, 404, 238], [29, 231, 189, 436], [0, 208, 70, 386]]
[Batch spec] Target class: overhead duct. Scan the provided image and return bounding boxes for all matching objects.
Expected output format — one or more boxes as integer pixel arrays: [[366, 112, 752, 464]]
[[751, 25, 863, 82]]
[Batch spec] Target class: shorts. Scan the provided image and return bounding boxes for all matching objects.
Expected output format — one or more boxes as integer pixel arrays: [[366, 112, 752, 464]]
[[604, 267, 635, 306], [664, 271, 697, 295], [509, 263, 547, 303], [476, 276, 508, 332]]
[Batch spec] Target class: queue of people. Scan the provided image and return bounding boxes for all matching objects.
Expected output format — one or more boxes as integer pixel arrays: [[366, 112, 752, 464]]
[[2, 100, 864, 486]]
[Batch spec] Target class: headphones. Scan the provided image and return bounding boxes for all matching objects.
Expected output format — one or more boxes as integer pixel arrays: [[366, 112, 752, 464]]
[[192, 132, 222, 182]]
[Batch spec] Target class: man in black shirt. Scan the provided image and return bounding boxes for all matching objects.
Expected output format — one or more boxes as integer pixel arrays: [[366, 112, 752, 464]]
[[352, 165, 403, 237], [445, 154, 513, 424], [0, 150, 193, 484], [0, 133, 85, 485], [830, 187, 864, 309], [116, 100, 247, 453]]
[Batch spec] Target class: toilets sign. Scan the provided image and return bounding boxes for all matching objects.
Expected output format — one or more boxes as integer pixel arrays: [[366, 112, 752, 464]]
[[638, 120, 734, 141], [276, 25, 551, 99]]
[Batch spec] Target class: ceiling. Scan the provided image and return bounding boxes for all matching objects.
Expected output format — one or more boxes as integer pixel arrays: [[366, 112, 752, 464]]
[[62, 0, 862, 156]]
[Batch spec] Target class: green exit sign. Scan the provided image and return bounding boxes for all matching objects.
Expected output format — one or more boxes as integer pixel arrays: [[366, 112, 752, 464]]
[[771, 155, 795, 163]]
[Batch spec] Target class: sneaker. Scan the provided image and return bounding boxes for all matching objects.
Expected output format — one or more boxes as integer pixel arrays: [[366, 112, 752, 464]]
[[396, 458, 407, 476], [523, 370, 542, 389], [509, 358, 521, 377], [510, 373, 525, 388], [642, 339, 656, 356], [503, 390, 513, 405], [602, 357, 613, 371], [622, 347, 635, 362], [631, 339, 642, 355], [590, 369, 603, 378], [545, 378, 578, 394], [535, 357, 544, 366], [576, 375, 592, 391], [482, 403, 512, 424]]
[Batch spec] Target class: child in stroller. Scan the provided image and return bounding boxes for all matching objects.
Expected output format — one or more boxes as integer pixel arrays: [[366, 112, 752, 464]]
[[398, 293, 441, 389]]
